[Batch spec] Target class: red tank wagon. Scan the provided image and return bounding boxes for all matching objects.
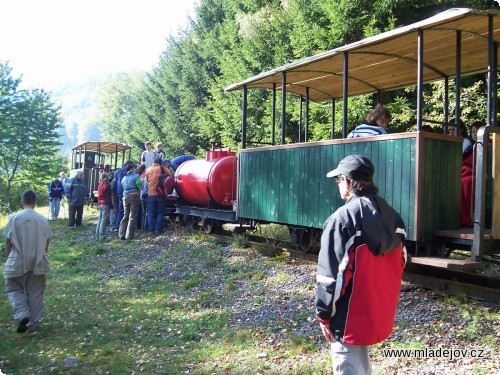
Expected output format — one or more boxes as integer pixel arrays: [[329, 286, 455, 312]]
[[174, 147, 239, 232]]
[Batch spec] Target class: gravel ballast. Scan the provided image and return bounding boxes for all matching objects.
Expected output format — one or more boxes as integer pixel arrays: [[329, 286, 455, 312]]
[[93, 227, 499, 375]]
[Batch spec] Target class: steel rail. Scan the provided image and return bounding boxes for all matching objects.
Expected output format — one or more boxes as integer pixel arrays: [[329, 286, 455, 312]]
[[203, 229, 500, 303]]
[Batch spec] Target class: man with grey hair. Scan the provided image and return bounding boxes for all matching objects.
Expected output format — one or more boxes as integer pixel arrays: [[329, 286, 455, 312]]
[[3, 190, 51, 333], [316, 155, 406, 374], [66, 170, 87, 228]]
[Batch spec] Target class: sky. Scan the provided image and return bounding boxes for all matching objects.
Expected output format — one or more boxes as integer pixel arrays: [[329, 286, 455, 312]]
[[0, 0, 198, 90]]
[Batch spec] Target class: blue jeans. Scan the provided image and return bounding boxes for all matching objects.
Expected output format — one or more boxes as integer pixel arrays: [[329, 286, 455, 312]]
[[96, 204, 110, 238], [49, 198, 61, 219], [147, 195, 165, 232], [114, 194, 124, 230]]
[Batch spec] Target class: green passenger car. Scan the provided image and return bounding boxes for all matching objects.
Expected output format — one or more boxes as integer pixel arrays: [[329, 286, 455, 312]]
[[238, 132, 462, 243]]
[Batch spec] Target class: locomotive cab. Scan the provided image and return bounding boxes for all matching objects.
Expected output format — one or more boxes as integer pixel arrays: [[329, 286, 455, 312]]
[[70, 141, 133, 203]]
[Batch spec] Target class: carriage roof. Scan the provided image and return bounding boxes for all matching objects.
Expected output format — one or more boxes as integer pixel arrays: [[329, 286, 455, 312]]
[[225, 8, 500, 102], [71, 141, 133, 154]]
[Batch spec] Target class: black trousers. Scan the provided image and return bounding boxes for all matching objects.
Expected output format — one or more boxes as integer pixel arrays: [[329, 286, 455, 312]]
[[68, 205, 84, 226]]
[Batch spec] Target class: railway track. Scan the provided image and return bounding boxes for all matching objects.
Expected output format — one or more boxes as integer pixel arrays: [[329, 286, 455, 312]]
[[205, 229, 500, 304]]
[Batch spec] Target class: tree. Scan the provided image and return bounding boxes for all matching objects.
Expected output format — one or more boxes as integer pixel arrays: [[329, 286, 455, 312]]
[[94, 0, 497, 156], [0, 62, 65, 210], [97, 71, 148, 159]]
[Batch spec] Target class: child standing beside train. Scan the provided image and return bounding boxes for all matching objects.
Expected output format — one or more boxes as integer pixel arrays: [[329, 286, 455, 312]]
[[96, 173, 113, 242]]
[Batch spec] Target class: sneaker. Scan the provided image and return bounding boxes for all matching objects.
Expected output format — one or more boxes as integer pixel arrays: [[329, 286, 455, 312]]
[[17, 317, 29, 333]]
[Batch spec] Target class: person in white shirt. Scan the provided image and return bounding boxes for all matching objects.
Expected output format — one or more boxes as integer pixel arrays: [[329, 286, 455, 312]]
[[141, 142, 156, 168], [3, 190, 52, 333]]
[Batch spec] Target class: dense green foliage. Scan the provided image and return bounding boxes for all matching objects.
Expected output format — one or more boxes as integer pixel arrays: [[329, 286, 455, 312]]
[[0, 63, 66, 211], [1, 1, 497, 197], [96, 0, 498, 158]]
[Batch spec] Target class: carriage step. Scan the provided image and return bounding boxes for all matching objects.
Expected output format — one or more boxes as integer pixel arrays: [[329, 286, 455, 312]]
[[410, 257, 483, 270]]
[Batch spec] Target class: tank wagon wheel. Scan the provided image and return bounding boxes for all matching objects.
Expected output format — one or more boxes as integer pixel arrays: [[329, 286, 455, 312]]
[[201, 218, 220, 234], [300, 229, 321, 253], [289, 228, 321, 253], [182, 215, 199, 229]]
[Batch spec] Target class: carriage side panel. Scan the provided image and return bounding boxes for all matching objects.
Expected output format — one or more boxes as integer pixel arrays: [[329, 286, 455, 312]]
[[237, 133, 461, 243]]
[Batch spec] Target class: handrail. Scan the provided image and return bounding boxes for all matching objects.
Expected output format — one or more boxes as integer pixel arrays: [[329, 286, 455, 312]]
[[472, 126, 500, 261]]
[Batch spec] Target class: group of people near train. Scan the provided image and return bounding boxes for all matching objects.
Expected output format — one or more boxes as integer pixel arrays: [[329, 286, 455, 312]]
[[96, 142, 194, 241], [46, 141, 195, 241]]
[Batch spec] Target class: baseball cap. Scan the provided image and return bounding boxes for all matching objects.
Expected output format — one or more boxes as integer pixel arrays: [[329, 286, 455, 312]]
[[326, 155, 374, 180]]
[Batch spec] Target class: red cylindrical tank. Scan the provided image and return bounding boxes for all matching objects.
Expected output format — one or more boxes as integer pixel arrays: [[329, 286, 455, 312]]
[[175, 149, 237, 208]]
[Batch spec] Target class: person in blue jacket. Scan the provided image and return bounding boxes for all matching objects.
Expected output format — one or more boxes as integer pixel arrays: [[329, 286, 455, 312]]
[[113, 160, 134, 231], [171, 154, 195, 171], [48, 179, 65, 220], [65, 170, 87, 228]]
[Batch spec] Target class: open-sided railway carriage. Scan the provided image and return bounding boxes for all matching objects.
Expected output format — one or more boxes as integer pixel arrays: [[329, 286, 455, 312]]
[[70, 141, 133, 203], [176, 8, 500, 268]]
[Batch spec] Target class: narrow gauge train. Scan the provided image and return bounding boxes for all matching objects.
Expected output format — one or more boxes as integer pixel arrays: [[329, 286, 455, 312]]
[[69, 141, 133, 203], [174, 8, 500, 268]]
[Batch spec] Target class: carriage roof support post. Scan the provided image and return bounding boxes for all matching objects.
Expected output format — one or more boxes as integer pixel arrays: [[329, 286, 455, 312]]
[[114, 144, 118, 170], [416, 29, 423, 131], [97, 143, 102, 167], [473, 127, 489, 262], [83, 144, 87, 168], [487, 14, 492, 127], [298, 96, 303, 143], [444, 77, 449, 133], [455, 30, 462, 135], [342, 52, 348, 138], [272, 83, 276, 145], [305, 87, 309, 142], [241, 85, 248, 149], [487, 14, 495, 127], [331, 98, 335, 139], [493, 42, 498, 127], [281, 72, 286, 145]]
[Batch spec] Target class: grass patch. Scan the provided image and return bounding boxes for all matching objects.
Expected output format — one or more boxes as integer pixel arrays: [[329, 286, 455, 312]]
[[232, 233, 249, 248], [289, 334, 318, 354], [1, 206, 498, 374], [275, 272, 290, 283], [182, 273, 205, 289]]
